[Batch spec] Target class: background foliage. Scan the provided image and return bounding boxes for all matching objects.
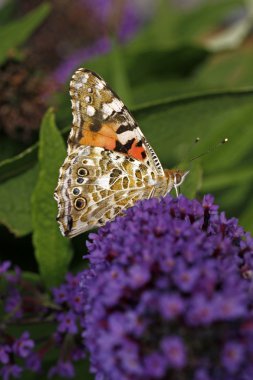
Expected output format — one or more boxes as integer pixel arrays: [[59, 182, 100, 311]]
[[1, 0, 253, 378]]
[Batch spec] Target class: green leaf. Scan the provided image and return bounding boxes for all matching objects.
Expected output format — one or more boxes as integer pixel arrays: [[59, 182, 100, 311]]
[[110, 41, 133, 107], [0, 143, 38, 183], [0, 164, 38, 236], [182, 162, 203, 199], [32, 109, 72, 287], [0, 2, 51, 64], [202, 166, 253, 191], [129, 0, 242, 51], [239, 194, 253, 233], [195, 48, 253, 90], [0, 135, 28, 163], [127, 46, 209, 104]]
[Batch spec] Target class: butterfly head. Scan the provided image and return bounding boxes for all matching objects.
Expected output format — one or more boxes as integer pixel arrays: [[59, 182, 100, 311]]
[[164, 169, 189, 196], [173, 169, 189, 187]]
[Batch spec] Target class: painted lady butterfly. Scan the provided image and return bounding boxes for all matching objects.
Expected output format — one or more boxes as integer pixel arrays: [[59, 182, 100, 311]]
[[54, 68, 189, 237]]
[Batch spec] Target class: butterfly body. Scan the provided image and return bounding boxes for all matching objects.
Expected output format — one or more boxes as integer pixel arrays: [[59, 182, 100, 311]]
[[54, 68, 188, 237]]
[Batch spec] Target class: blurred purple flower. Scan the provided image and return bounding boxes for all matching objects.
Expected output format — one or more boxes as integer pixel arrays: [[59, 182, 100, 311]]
[[53, 37, 111, 85], [13, 332, 34, 358], [160, 336, 186, 369], [0, 265, 86, 379], [0, 332, 37, 379], [5, 266, 21, 284], [52, 284, 69, 304], [82, 0, 141, 41], [194, 368, 211, 380], [80, 0, 112, 20], [144, 352, 167, 378], [25, 352, 41, 373], [117, 2, 142, 43], [57, 311, 78, 334], [0, 364, 22, 380], [80, 195, 253, 380], [68, 290, 84, 314], [159, 293, 184, 320], [221, 341, 245, 374], [0, 261, 11, 274], [4, 288, 23, 319], [0, 346, 11, 365], [48, 360, 75, 379]]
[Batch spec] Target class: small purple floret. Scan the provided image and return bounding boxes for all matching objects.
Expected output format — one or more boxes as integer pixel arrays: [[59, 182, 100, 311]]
[[13, 332, 34, 358], [48, 360, 75, 378], [0, 364, 22, 380], [57, 311, 78, 335], [0, 345, 11, 365]]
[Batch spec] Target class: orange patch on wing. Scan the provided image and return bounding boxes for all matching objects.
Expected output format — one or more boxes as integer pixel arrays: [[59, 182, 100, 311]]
[[79, 122, 117, 150], [128, 139, 146, 161]]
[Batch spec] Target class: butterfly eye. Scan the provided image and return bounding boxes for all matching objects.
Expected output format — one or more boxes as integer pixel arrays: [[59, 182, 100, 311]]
[[74, 197, 87, 210], [77, 168, 89, 177], [174, 173, 182, 185]]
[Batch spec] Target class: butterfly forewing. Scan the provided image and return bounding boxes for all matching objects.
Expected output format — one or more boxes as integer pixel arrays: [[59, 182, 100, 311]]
[[68, 68, 164, 175]]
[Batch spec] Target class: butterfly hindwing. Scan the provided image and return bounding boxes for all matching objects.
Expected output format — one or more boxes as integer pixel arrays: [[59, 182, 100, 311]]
[[55, 146, 159, 237]]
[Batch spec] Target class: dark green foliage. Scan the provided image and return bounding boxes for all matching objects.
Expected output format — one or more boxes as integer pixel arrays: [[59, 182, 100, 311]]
[[31, 109, 72, 287], [0, 2, 50, 64]]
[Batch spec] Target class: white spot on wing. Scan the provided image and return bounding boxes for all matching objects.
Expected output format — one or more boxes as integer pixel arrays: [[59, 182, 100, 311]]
[[82, 74, 89, 84], [74, 82, 82, 90], [109, 98, 123, 112], [118, 131, 133, 144], [75, 100, 80, 111], [148, 177, 156, 186], [72, 100, 81, 126], [59, 223, 66, 236], [87, 105, 95, 116], [102, 103, 113, 117], [96, 81, 104, 90], [97, 176, 111, 189], [79, 145, 91, 156]]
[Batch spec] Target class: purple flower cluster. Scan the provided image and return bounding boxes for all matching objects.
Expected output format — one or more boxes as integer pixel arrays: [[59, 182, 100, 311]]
[[48, 272, 86, 378], [0, 332, 35, 380], [53, 37, 111, 85], [81, 195, 253, 380], [0, 266, 86, 379], [81, 0, 142, 41]]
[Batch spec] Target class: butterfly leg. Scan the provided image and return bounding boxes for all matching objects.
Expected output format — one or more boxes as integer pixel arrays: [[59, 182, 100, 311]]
[[175, 186, 181, 197]]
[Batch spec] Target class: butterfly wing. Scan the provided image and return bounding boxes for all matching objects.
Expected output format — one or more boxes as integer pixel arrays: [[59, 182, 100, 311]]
[[54, 146, 160, 237], [55, 68, 167, 237], [68, 68, 164, 176]]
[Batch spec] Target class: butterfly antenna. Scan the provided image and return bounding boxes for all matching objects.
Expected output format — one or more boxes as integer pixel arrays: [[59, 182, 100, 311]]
[[189, 137, 201, 158], [178, 137, 201, 171], [190, 138, 229, 162]]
